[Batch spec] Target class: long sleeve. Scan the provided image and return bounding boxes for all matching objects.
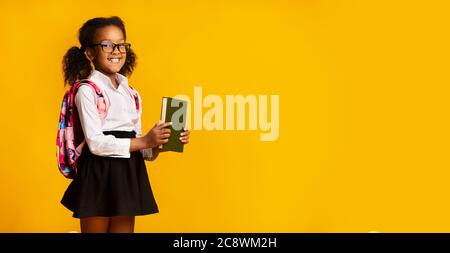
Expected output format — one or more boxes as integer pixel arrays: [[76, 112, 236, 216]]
[[75, 85, 131, 157], [134, 92, 157, 161]]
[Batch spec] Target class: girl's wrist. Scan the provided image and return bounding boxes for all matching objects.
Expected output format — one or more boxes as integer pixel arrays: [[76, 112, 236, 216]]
[[142, 135, 151, 149], [144, 134, 157, 149]]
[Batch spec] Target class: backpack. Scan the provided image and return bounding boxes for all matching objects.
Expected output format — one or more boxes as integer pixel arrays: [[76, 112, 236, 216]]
[[56, 79, 140, 179]]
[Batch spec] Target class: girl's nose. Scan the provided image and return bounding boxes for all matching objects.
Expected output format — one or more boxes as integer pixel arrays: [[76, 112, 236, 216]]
[[112, 46, 121, 53]]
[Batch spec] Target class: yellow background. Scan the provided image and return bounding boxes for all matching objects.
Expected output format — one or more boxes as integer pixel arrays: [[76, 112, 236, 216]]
[[0, 0, 449, 232]]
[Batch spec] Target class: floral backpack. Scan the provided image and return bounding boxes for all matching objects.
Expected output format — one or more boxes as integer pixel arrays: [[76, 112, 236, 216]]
[[56, 79, 140, 179]]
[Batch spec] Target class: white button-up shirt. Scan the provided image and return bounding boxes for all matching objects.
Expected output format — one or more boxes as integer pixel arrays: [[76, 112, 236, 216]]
[[75, 70, 154, 160]]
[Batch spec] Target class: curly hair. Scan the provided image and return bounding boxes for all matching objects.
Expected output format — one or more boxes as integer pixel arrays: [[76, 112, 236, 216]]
[[62, 16, 137, 86]]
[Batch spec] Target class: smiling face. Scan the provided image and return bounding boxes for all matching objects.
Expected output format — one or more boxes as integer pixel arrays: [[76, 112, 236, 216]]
[[85, 25, 127, 77]]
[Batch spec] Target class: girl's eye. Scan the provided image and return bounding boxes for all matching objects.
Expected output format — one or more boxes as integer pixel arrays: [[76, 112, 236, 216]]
[[101, 43, 113, 48]]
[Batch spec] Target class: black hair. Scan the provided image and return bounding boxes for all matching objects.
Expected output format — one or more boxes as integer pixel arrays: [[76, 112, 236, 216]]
[[62, 16, 137, 85]]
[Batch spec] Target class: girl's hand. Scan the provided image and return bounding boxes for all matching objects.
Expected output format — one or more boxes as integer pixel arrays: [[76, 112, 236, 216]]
[[153, 127, 190, 154], [145, 121, 172, 148], [179, 128, 190, 144]]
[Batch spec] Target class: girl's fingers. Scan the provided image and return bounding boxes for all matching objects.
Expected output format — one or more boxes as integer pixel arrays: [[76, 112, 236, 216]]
[[156, 120, 165, 127], [156, 121, 171, 129], [161, 133, 171, 138], [162, 128, 171, 134], [158, 138, 169, 144], [179, 137, 189, 143], [160, 122, 172, 129]]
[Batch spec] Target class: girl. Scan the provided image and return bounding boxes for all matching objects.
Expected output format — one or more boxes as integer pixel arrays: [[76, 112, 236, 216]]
[[60, 16, 190, 233]]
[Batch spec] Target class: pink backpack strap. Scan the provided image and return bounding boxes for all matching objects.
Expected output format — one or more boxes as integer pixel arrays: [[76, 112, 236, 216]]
[[75, 79, 110, 120], [127, 85, 141, 113], [70, 79, 110, 158]]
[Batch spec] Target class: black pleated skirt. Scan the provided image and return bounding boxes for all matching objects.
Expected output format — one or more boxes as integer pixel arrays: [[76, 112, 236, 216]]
[[61, 130, 159, 218]]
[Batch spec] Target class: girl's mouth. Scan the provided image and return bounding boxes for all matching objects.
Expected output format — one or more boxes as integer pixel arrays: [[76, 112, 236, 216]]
[[107, 57, 122, 64]]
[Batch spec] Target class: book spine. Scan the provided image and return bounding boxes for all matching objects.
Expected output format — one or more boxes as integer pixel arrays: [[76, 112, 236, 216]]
[[159, 97, 167, 149]]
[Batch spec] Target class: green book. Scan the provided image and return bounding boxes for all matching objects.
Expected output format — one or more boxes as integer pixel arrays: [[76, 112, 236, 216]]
[[159, 97, 188, 152]]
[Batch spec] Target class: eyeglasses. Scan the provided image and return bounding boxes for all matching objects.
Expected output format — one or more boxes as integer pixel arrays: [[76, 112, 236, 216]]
[[88, 42, 131, 53]]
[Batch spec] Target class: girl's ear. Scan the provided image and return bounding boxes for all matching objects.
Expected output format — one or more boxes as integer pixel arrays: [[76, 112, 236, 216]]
[[85, 48, 96, 70], [85, 48, 94, 61]]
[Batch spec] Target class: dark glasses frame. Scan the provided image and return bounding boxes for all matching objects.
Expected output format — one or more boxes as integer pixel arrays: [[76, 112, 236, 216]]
[[88, 42, 131, 53]]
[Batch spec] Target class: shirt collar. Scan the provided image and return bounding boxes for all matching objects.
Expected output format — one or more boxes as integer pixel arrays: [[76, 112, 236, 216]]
[[89, 70, 129, 90]]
